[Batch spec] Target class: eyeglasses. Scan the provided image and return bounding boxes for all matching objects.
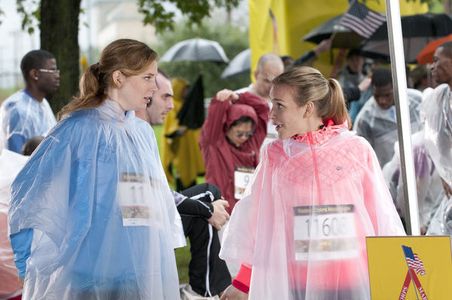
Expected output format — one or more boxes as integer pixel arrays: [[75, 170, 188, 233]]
[[39, 68, 60, 74], [235, 131, 254, 138]]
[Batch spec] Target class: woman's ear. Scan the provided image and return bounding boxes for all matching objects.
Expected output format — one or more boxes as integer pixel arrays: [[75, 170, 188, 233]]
[[303, 101, 315, 118], [112, 70, 123, 87]]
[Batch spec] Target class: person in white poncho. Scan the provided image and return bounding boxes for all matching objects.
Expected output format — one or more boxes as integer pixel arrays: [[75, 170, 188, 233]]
[[353, 68, 423, 167], [422, 41, 452, 235]]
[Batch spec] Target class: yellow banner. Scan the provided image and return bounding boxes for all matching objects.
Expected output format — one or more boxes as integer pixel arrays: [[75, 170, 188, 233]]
[[367, 236, 452, 300]]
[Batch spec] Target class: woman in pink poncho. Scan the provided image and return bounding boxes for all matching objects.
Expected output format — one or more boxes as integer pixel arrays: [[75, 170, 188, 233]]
[[220, 66, 405, 300]]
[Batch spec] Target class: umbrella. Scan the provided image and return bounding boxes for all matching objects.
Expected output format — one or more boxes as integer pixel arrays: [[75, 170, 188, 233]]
[[370, 13, 452, 41], [177, 75, 205, 129], [221, 48, 251, 78], [303, 15, 365, 48], [160, 38, 229, 63], [416, 34, 452, 64], [361, 13, 452, 63]]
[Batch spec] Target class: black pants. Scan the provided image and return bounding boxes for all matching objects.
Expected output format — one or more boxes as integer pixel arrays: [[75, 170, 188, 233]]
[[180, 183, 231, 297]]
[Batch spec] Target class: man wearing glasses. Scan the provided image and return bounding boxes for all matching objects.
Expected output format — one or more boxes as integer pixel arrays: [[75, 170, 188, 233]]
[[0, 50, 59, 153]]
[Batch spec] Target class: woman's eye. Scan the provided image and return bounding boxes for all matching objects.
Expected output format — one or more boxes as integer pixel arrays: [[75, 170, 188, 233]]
[[144, 76, 152, 81]]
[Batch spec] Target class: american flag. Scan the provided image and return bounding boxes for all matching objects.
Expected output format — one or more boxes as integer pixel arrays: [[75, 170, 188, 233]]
[[339, 0, 386, 38], [402, 245, 426, 276]]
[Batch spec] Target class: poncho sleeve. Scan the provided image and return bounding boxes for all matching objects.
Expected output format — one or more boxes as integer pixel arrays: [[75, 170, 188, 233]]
[[219, 142, 273, 265], [360, 137, 406, 235], [4, 107, 27, 153], [200, 98, 229, 149], [9, 117, 98, 277]]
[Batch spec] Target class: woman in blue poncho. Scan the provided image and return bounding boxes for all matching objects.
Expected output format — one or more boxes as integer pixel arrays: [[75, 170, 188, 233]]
[[9, 39, 183, 299]]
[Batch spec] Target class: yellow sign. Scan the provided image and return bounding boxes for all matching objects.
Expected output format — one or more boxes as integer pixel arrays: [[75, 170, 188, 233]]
[[367, 236, 452, 300]]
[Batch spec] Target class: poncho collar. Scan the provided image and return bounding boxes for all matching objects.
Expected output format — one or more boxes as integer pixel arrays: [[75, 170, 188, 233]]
[[291, 120, 348, 145], [98, 99, 135, 123]]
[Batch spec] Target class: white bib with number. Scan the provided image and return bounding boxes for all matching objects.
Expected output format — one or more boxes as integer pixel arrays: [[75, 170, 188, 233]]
[[234, 167, 255, 200], [293, 204, 358, 261], [118, 173, 160, 227]]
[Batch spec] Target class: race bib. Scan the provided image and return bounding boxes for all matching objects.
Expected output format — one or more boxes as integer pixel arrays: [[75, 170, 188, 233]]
[[293, 204, 359, 261], [118, 173, 156, 227], [234, 167, 255, 199]]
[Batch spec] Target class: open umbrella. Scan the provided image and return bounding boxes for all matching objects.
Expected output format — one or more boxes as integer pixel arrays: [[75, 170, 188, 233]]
[[416, 34, 452, 64], [160, 38, 229, 63], [303, 15, 364, 48], [361, 13, 452, 63], [221, 48, 251, 78]]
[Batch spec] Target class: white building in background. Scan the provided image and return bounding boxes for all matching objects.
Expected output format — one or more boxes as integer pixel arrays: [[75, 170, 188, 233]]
[[82, 0, 158, 63], [0, 1, 40, 89]]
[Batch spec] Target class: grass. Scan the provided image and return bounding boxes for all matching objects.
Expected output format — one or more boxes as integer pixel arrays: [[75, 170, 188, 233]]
[[154, 124, 191, 284], [175, 240, 191, 283]]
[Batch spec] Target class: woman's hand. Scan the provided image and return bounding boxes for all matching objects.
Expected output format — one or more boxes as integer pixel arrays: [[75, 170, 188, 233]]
[[216, 89, 240, 102], [220, 285, 248, 300]]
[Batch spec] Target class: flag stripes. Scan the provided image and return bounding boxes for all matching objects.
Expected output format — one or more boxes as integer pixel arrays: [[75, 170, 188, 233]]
[[339, 0, 386, 38]]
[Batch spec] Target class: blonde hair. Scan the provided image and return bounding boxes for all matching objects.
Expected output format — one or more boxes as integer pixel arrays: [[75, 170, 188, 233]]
[[58, 39, 157, 119], [272, 66, 351, 127]]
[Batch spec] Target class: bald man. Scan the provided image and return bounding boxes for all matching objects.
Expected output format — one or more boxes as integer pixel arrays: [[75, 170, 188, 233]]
[[236, 53, 284, 143]]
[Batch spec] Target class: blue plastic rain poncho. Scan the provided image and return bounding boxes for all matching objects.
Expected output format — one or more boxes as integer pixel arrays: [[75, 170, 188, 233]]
[[353, 88, 423, 167], [9, 100, 183, 299], [0, 90, 56, 153]]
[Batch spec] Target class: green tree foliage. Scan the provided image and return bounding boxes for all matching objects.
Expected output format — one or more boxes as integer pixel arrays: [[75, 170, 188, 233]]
[[16, 0, 40, 34], [156, 21, 250, 97], [138, 0, 239, 34]]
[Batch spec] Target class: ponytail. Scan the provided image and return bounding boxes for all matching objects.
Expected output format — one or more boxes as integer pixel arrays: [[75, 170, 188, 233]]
[[57, 63, 106, 120], [326, 78, 351, 128]]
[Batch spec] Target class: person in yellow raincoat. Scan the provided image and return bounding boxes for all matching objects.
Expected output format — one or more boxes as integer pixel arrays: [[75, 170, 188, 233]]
[[162, 77, 205, 191]]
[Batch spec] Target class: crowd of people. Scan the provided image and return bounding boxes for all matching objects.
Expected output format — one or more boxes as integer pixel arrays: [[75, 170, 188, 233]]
[[0, 35, 451, 300]]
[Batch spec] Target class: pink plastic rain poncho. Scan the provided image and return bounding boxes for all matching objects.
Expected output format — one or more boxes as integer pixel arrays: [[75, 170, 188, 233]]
[[220, 123, 405, 300], [0, 148, 27, 299]]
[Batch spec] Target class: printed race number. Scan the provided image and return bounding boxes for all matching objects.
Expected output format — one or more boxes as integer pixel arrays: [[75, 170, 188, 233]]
[[293, 204, 359, 261], [234, 167, 255, 200]]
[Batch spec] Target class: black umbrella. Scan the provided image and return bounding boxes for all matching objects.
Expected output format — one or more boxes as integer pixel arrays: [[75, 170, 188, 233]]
[[303, 15, 369, 49], [362, 13, 452, 63], [370, 13, 452, 40], [304, 13, 452, 52], [177, 75, 205, 129]]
